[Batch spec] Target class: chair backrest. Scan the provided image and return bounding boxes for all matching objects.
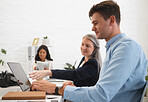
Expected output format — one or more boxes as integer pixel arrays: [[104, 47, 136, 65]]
[[140, 81, 148, 102]]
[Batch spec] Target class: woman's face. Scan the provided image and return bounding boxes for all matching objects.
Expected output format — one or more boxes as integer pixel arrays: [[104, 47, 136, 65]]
[[81, 37, 95, 57], [39, 49, 47, 61]]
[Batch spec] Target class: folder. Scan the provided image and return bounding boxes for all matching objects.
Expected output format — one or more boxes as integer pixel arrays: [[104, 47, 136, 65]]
[[2, 91, 46, 100]]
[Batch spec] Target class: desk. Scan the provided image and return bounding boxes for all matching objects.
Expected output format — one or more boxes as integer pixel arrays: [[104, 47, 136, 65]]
[[144, 97, 148, 102], [0, 86, 63, 102]]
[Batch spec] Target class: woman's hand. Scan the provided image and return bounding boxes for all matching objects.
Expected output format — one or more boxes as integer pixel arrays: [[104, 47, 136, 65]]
[[29, 70, 52, 80], [44, 67, 49, 70], [34, 67, 49, 70], [34, 67, 37, 70]]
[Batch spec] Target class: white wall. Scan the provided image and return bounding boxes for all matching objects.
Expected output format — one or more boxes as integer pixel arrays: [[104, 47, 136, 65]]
[[0, 0, 148, 73]]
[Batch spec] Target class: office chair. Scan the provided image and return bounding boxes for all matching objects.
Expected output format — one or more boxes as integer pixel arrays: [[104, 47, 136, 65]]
[[140, 81, 148, 102]]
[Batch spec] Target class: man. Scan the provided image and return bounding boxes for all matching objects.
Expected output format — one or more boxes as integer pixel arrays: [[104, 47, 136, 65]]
[[31, 1, 147, 102]]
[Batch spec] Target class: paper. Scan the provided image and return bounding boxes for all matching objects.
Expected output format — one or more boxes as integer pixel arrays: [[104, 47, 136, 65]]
[[36, 61, 49, 70]]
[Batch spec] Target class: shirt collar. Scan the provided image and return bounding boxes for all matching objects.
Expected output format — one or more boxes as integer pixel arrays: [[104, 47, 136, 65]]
[[105, 33, 126, 51]]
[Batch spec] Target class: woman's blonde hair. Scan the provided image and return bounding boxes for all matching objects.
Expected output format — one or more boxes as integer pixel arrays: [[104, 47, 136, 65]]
[[83, 34, 102, 68]]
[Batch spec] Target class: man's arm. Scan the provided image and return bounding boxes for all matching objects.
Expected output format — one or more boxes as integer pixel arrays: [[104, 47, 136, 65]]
[[31, 79, 69, 96]]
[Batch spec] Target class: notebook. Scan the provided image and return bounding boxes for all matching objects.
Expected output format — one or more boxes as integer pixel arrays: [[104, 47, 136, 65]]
[[2, 91, 46, 100]]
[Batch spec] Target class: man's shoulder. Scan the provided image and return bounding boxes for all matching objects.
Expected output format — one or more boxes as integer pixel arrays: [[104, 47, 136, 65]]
[[117, 36, 134, 43], [115, 37, 140, 48], [109, 37, 143, 54]]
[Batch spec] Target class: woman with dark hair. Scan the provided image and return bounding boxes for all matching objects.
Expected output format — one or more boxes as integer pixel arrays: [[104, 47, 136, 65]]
[[35, 45, 53, 62], [31, 45, 53, 72]]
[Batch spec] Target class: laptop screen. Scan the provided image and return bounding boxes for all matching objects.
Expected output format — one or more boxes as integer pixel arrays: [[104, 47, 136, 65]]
[[7, 62, 31, 91]]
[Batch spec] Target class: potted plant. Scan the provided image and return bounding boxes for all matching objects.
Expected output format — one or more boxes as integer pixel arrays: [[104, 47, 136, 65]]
[[43, 36, 48, 39], [145, 66, 148, 97], [42, 36, 49, 45], [64, 61, 77, 70], [0, 48, 7, 66]]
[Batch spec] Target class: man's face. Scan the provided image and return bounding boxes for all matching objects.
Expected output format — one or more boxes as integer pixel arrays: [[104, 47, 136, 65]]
[[91, 12, 111, 41]]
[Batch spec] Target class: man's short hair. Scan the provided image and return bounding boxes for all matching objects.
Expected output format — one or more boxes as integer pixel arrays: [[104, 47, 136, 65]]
[[89, 0, 121, 25]]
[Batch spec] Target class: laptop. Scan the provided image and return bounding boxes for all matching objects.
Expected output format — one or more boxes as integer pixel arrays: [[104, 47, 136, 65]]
[[7, 62, 31, 91], [7, 62, 64, 91], [6, 62, 62, 101]]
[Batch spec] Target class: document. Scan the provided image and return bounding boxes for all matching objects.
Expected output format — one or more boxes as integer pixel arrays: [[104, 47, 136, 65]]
[[36, 61, 49, 70]]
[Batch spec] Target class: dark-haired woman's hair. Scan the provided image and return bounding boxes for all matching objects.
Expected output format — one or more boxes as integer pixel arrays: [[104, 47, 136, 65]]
[[35, 45, 53, 62]]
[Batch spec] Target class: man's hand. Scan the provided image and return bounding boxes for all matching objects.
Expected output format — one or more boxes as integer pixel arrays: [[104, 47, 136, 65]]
[[31, 80, 56, 93], [63, 81, 75, 87], [58, 85, 66, 96], [29, 70, 52, 80], [58, 81, 75, 96]]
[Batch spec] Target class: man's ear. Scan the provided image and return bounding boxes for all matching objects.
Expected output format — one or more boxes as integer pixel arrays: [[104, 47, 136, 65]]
[[109, 15, 115, 26]]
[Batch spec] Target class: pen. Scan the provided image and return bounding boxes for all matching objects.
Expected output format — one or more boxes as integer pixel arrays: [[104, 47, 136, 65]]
[[47, 97, 57, 99]]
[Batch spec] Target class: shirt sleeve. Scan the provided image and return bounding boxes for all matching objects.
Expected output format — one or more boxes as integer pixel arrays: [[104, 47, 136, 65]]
[[52, 59, 98, 81], [49, 61, 53, 69], [64, 41, 142, 102]]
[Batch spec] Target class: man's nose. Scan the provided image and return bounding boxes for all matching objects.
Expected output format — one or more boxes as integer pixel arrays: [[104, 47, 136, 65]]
[[92, 26, 95, 31]]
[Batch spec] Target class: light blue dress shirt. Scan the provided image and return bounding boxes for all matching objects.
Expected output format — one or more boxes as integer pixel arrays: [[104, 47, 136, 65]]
[[63, 33, 147, 102]]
